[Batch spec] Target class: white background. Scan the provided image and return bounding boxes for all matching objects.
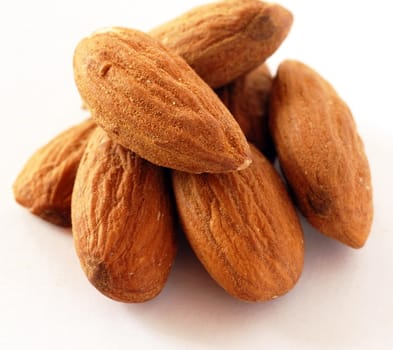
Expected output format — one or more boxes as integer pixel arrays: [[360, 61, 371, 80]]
[[1, 1, 392, 349]]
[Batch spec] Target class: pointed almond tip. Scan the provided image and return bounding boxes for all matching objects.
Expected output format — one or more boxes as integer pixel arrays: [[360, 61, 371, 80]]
[[236, 157, 252, 171]]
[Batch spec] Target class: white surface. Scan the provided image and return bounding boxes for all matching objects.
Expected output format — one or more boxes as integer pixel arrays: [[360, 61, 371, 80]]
[[1, 1, 392, 349]]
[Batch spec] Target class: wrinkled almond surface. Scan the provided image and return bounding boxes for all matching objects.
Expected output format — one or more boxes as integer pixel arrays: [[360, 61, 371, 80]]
[[73, 27, 251, 173], [216, 63, 275, 160], [151, 0, 293, 88], [269, 60, 373, 248], [172, 144, 304, 302], [72, 127, 177, 302], [13, 119, 95, 226]]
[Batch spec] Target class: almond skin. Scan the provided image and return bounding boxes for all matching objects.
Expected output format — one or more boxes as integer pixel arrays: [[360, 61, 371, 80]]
[[216, 63, 275, 160], [151, 0, 293, 88], [72, 127, 177, 303], [73, 27, 251, 174], [172, 144, 304, 302], [13, 119, 95, 226], [269, 60, 373, 248]]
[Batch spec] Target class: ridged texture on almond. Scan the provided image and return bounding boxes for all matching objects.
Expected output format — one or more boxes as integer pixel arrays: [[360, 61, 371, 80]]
[[216, 63, 275, 160], [13, 119, 95, 226], [269, 60, 373, 248], [151, 0, 293, 88], [73, 27, 251, 173], [72, 127, 177, 303], [172, 144, 304, 302]]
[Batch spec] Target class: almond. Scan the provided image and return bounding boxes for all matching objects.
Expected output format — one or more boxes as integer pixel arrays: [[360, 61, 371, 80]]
[[269, 60, 373, 248], [72, 127, 177, 302], [216, 63, 275, 160], [13, 119, 95, 226], [73, 27, 251, 174], [172, 144, 304, 302], [151, 0, 293, 88]]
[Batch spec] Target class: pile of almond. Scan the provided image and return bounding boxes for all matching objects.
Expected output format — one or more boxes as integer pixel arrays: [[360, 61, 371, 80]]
[[13, 0, 373, 303]]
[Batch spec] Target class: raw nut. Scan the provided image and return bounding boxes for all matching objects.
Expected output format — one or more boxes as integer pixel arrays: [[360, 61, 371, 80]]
[[172, 144, 304, 302], [13, 119, 96, 226], [72, 127, 177, 303], [73, 27, 251, 174], [151, 0, 293, 88], [269, 60, 373, 248], [216, 63, 275, 160]]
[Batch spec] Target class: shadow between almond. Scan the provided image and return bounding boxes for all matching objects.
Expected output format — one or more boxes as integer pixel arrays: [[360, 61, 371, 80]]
[[124, 219, 357, 348]]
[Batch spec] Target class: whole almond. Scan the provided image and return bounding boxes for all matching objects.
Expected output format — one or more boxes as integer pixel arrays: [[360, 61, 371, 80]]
[[172, 144, 304, 302], [13, 119, 95, 226], [216, 63, 275, 160], [269, 60, 373, 248], [151, 0, 293, 88], [73, 27, 251, 174], [72, 127, 177, 302]]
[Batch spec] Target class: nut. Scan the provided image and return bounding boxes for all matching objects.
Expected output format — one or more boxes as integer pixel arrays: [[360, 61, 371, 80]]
[[72, 127, 177, 302], [216, 63, 275, 160], [13, 119, 95, 226], [73, 27, 251, 173], [269, 60, 373, 248], [151, 0, 293, 88], [172, 144, 304, 301]]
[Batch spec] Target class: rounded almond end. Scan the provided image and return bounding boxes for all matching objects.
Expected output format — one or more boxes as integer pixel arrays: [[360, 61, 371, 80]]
[[90, 26, 123, 37], [269, 3, 294, 29]]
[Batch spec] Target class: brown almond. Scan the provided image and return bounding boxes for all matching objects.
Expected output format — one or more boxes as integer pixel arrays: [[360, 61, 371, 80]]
[[151, 0, 293, 88], [216, 63, 275, 160], [269, 60, 373, 248], [73, 27, 251, 174], [172, 144, 304, 302], [72, 127, 177, 302], [13, 119, 96, 226]]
